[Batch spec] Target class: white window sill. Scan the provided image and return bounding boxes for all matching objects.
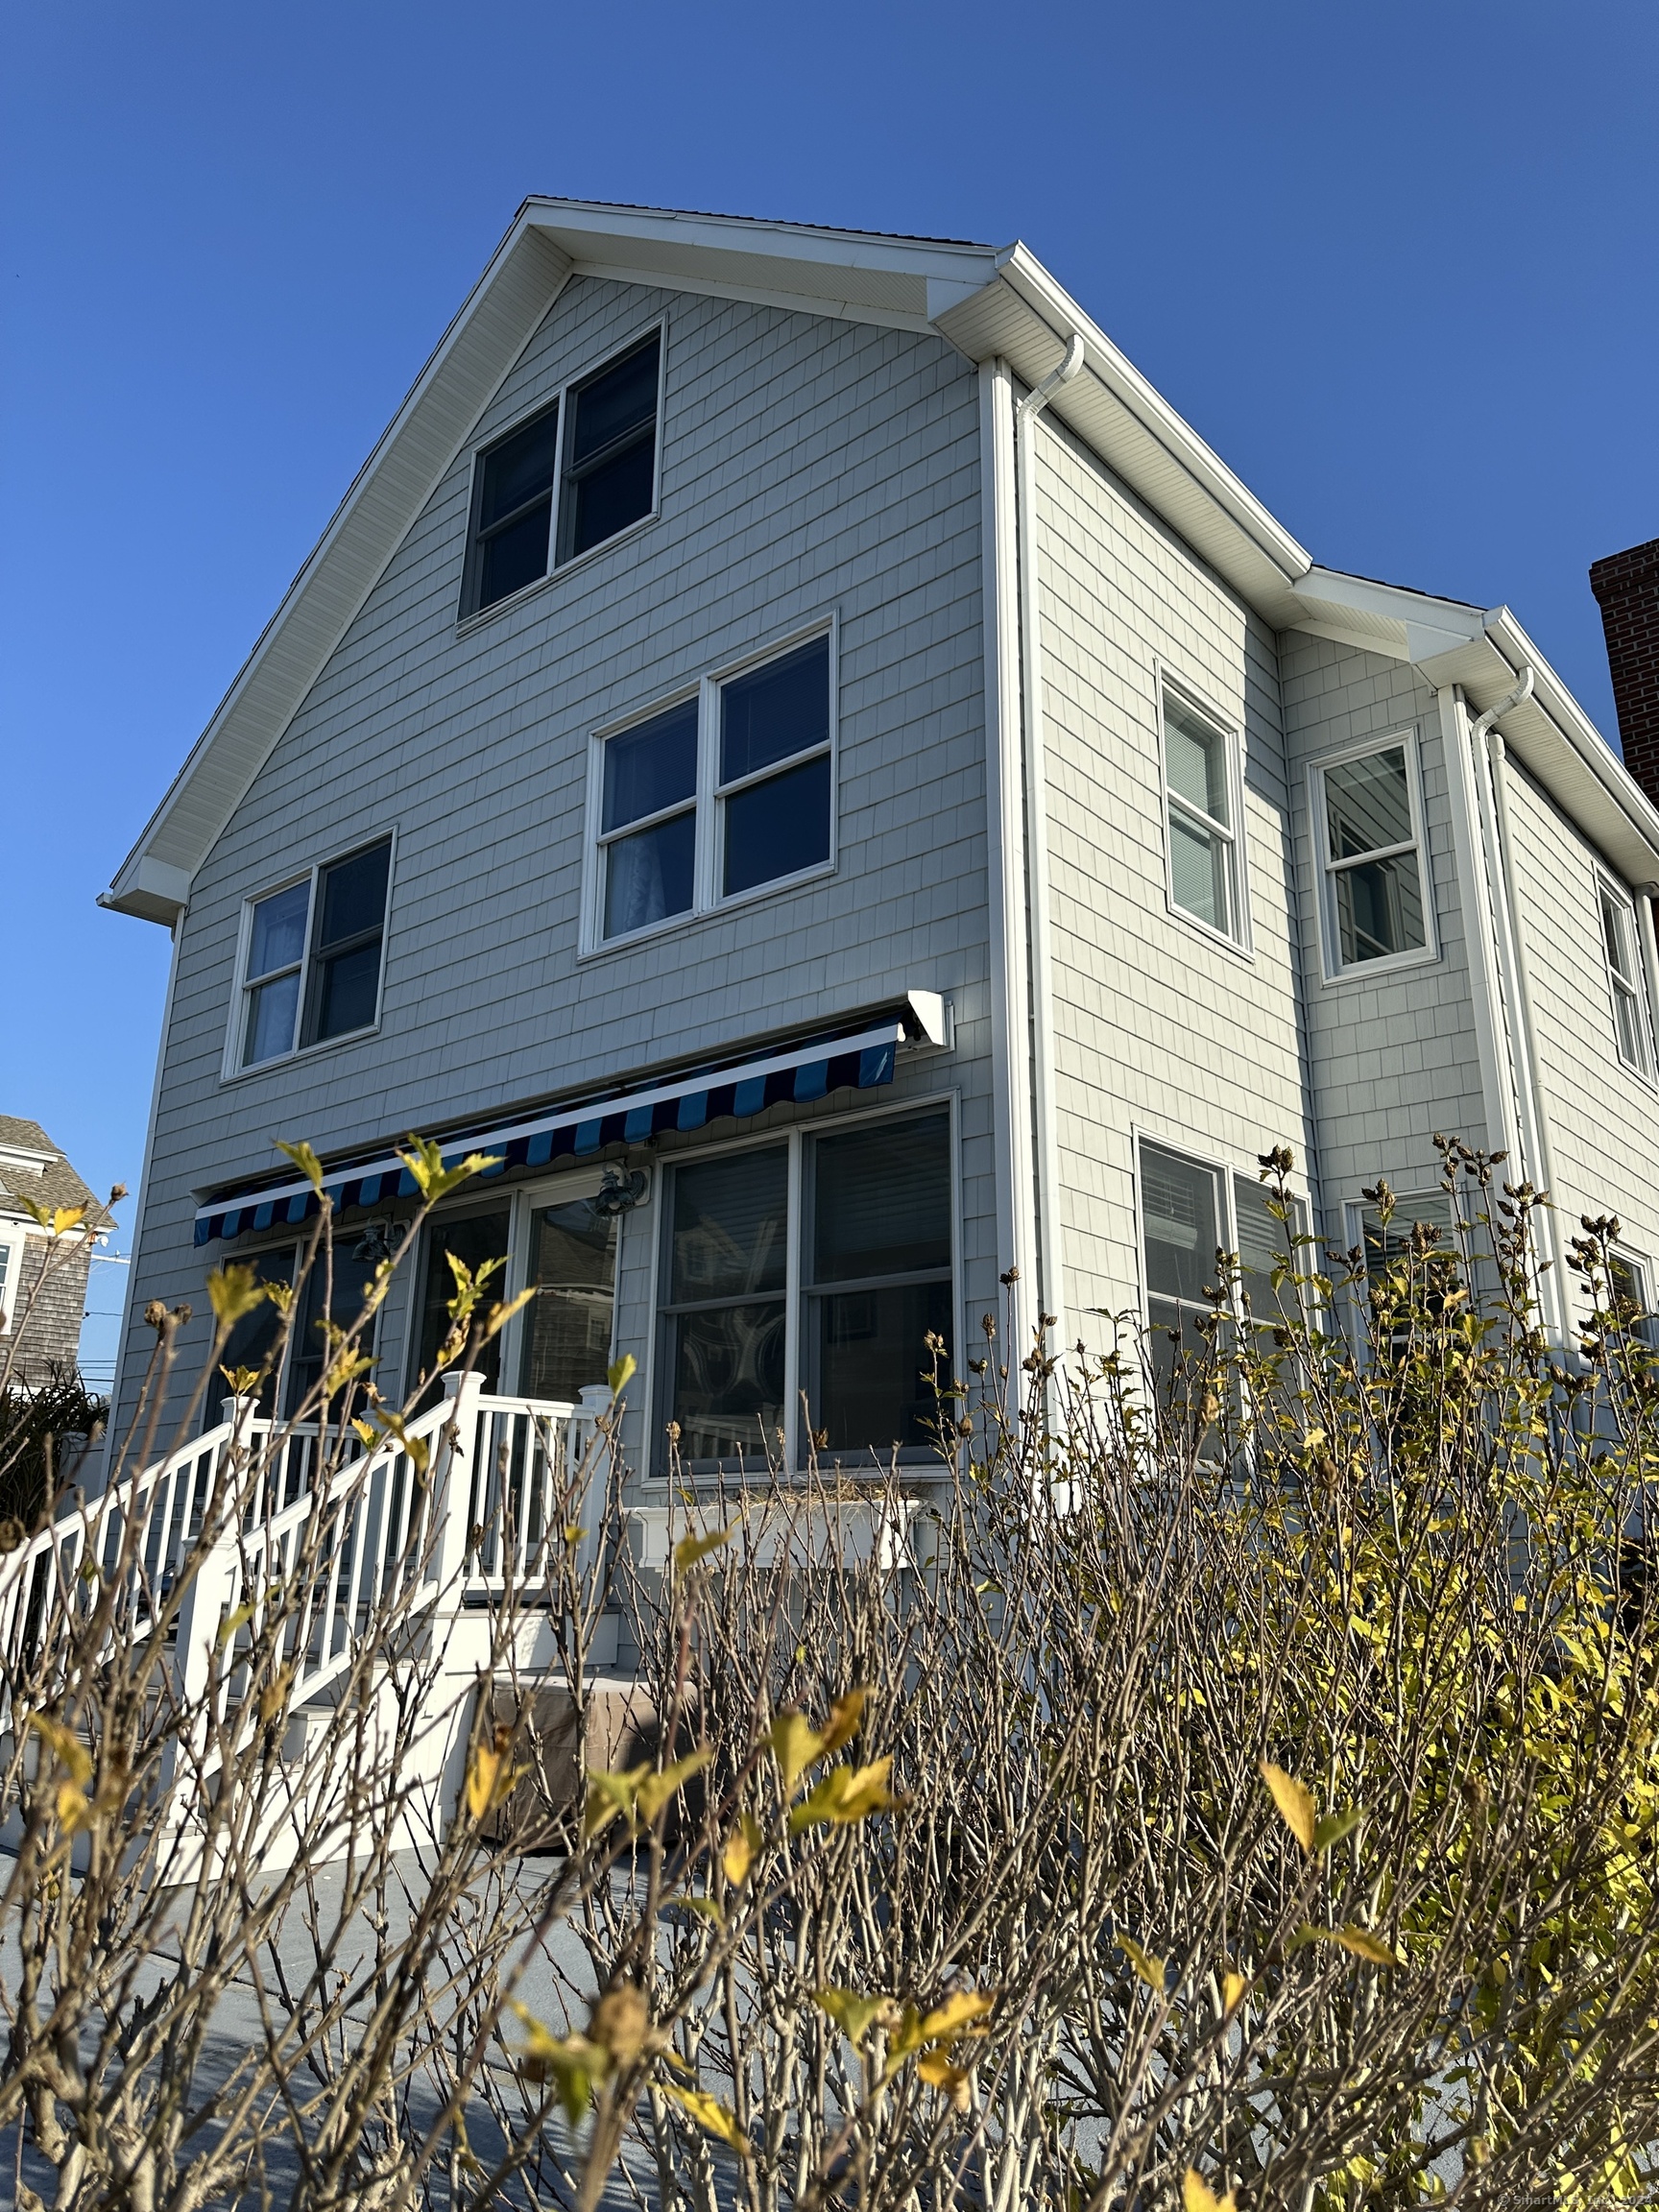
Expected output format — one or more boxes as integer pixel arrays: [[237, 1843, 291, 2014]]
[[1318, 945, 1439, 989], [1165, 898, 1255, 966], [579, 858, 836, 964], [220, 1021, 382, 1087]]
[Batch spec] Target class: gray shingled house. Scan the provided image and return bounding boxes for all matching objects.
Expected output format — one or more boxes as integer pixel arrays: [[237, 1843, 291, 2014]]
[[99, 199, 1659, 1502], [0, 1118, 103, 1388]]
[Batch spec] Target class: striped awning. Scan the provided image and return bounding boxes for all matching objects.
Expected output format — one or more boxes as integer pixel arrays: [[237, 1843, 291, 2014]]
[[192, 1013, 914, 1247]]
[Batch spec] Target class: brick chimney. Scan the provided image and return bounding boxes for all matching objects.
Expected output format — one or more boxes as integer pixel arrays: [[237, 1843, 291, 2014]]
[[1590, 537, 1659, 809]]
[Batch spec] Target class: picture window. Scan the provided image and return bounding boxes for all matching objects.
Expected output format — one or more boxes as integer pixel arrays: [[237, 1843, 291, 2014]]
[[658, 1109, 952, 1473]]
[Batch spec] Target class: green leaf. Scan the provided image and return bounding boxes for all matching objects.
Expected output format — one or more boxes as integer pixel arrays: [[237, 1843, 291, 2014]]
[[608, 1353, 637, 1395], [1313, 1805, 1363, 1854], [789, 1756, 897, 1834], [207, 1262, 268, 1329], [275, 1139, 325, 1193], [661, 2082, 749, 2156], [814, 1986, 890, 2045], [1118, 1935, 1166, 1995]]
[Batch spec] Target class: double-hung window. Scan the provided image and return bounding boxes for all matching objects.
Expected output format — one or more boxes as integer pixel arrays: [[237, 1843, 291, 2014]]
[[1315, 737, 1431, 974], [461, 328, 662, 619], [1139, 1140, 1304, 1401], [1599, 880, 1653, 1076], [234, 837, 392, 1071], [659, 1108, 953, 1472], [591, 629, 834, 949], [1162, 686, 1242, 942]]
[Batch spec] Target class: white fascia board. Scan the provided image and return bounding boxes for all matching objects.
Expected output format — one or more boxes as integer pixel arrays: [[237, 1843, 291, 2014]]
[[935, 247, 1312, 619], [1478, 609, 1659, 882], [102, 209, 575, 924]]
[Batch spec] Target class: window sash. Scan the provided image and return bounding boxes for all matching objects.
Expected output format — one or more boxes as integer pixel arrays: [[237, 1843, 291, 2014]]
[[1316, 741, 1430, 972], [592, 629, 835, 949], [656, 1109, 953, 1472], [1600, 886, 1652, 1073], [232, 839, 391, 1074]]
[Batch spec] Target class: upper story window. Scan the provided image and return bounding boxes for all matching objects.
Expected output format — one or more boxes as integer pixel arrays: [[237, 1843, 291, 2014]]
[[1161, 685, 1243, 943], [1314, 735, 1431, 975], [461, 328, 662, 619], [1599, 879, 1653, 1076], [589, 629, 834, 950], [232, 836, 392, 1073]]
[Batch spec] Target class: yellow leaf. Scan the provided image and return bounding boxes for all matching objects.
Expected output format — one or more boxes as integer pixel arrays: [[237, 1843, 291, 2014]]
[[585, 1760, 651, 1837], [1332, 1923, 1401, 1968], [917, 2051, 972, 2111], [56, 1781, 93, 1833], [207, 1262, 268, 1328], [635, 1748, 710, 1825], [275, 1139, 325, 1193], [1313, 1805, 1362, 1854], [820, 1685, 867, 1755], [395, 1136, 502, 1206], [770, 1710, 826, 1795], [1222, 1970, 1248, 2015], [1118, 1935, 1166, 1995], [482, 1287, 539, 1340], [608, 1353, 637, 1395], [674, 1524, 736, 1574], [28, 1712, 92, 1788], [466, 1725, 515, 1822], [1262, 1760, 1316, 1853], [789, 1756, 896, 1834], [1185, 2170, 1237, 2212], [661, 2081, 749, 2156], [919, 1988, 996, 2041], [51, 1205, 88, 1237], [722, 1814, 760, 1887], [507, 2002, 598, 2128], [815, 1987, 891, 2045]]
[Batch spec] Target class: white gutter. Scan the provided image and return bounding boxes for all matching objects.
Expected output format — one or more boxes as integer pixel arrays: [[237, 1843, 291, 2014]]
[[1466, 666, 1569, 1341], [1014, 333, 1085, 1369]]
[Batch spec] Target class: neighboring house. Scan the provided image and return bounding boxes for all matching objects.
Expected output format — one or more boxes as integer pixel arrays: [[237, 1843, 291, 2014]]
[[0, 1118, 103, 1387], [100, 200, 1659, 1484]]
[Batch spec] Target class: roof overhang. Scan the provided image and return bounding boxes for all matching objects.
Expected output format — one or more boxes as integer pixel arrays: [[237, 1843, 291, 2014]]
[[1288, 566, 1659, 883], [102, 197, 1648, 926]]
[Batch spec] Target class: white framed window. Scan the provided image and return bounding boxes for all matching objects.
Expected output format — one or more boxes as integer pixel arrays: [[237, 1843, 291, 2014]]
[[1136, 1136, 1306, 1391], [1607, 1249, 1658, 1347], [1311, 733, 1434, 978], [585, 623, 836, 952], [655, 1099, 956, 1475], [1598, 878, 1654, 1078], [0, 1224, 29, 1335], [227, 834, 394, 1076], [1160, 682, 1245, 946], [459, 324, 664, 621]]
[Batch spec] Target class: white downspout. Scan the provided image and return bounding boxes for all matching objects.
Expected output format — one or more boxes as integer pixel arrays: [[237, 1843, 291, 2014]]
[[1013, 334, 1085, 1372], [1468, 666, 1569, 1341]]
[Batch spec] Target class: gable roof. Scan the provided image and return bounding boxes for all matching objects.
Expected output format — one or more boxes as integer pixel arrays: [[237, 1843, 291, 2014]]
[[0, 1118, 109, 1232], [101, 197, 1659, 923]]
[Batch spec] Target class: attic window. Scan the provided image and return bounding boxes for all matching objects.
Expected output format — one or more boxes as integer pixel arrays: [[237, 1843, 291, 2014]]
[[461, 328, 662, 620]]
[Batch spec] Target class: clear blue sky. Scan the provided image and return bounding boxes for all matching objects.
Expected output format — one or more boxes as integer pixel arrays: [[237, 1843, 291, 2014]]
[[4, 1, 1656, 1372]]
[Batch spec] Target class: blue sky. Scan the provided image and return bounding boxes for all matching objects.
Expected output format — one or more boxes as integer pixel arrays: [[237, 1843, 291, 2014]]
[[4, 1, 1656, 1375]]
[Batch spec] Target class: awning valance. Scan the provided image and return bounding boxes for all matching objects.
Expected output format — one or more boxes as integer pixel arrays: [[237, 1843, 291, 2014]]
[[193, 1010, 924, 1247]]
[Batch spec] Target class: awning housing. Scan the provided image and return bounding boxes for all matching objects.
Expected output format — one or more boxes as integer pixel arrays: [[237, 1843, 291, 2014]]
[[193, 1006, 934, 1247]]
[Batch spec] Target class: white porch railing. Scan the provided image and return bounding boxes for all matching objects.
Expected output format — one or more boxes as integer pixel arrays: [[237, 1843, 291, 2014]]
[[0, 1372, 603, 1735]]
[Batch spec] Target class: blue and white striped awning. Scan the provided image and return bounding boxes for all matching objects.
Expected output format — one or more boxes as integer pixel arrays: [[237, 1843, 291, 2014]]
[[193, 1012, 919, 1247]]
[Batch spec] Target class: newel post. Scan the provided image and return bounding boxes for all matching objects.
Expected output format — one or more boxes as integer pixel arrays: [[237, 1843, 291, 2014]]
[[431, 1369, 485, 1608]]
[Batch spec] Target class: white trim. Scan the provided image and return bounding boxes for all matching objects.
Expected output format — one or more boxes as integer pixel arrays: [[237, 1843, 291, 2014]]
[[1308, 727, 1439, 985], [579, 616, 838, 960], [0, 1222, 29, 1336], [648, 1089, 959, 1479], [220, 828, 397, 1083], [1154, 662, 1252, 957], [977, 361, 1036, 1362], [1436, 685, 1520, 1162], [455, 314, 667, 630]]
